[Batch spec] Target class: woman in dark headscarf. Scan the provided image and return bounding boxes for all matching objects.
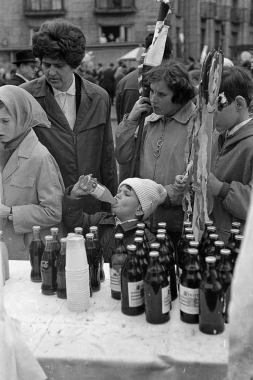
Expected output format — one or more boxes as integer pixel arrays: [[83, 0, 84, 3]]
[[0, 85, 65, 259]]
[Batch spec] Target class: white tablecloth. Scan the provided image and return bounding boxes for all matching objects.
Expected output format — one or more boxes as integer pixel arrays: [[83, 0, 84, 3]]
[[4, 261, 228, 380]]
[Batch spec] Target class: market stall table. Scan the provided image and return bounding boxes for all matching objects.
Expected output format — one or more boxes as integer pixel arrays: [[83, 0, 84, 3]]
[[4, 261, 228, 380]]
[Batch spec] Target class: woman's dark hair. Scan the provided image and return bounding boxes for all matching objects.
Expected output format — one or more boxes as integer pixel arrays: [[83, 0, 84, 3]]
[[146, 60, 196, 104], [219, 66, 253, 106], [32, 18, 86, 69]]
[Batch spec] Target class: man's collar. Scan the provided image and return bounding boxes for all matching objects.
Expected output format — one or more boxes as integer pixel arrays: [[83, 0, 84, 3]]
[[226, 118, 252, 137], [114, 216, 138, 226], [15, 73, 29, 82]]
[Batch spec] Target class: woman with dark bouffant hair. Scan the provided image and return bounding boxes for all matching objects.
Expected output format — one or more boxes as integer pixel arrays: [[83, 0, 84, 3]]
[[116, 60, 196, 247], [20, 18, 118, 216]]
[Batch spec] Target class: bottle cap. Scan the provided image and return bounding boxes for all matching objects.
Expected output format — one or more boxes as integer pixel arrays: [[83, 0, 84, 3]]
[[149, 251, 159, 257], [150, 242, 160, 249], [156, 233, 166, 239], [158, 222, 166, 228], [209, 234, 218, 240], [134, 237, 143, 243], [135, 230, 144, 235], [232, 222, 241, 228], [214, 240, 224, 246], [188, 248, 198, 255], [220, 248, 231, 255], [45, 235, 53, 241], [127, 244, 136, 251], [137, 223, 145, 229], [90, 226, 98, 231], [207, 226, 216, 232], [60, 238, 67, 243], [230, 229, 240, 234], [32, 225, 41, 230], [235, 234, 243, 240], [185, 227, 193, 232], [50, 227, 59, 233], [115, 233, 124, 239], [157, 229, 166, 234], [205, 256, 216, 263], [186, 234, 195, 240], [205, 220, 213, 226], [85, 233, 94, 239], [75, 227, 83, 232], [189, 241, 199, 247], [183, 221, 192, 226]]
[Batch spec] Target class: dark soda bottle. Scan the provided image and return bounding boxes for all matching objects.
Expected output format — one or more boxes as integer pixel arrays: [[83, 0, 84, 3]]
[[232, 235, 243, 272], [176, 223, 192, 283], [199, 230, 218, 270], [144, 251, 170, 324], [50, 227, 61, 264], [199, 256, 224, 334], [157, 222, 175, 253], [134, 237, 148, 279], [180, 248, 201, 324], [179, 233, 195, 280], [135, 229, 149, 258], [57, 238, 67, 299], [136, 223, 150, 248], [74, 227, 83, 235], [157, 233, 177, 301], [214, 240, 225, 268], [121, 244, 144, 316], [90, 226, 105, 282], [110, 233, 127, 300], [29, 226, 44, 282], [226, 228, 240, 252], [198, 221, 214, 252], [86, 233, 101, 292], [199, 225, 216, 258], [189, 240, 200, 263], [41, 235, 57, 295], [216, 248, 232, 324]]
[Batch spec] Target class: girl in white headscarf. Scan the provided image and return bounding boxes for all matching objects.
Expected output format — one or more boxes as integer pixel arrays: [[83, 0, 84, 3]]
[[0, 85, 65, 259]]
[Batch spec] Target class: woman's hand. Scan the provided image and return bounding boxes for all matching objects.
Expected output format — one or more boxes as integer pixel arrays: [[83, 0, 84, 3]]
[[128, 97, 151, 121], [0, 204, 11, 219], [173, 175, 187, 192]]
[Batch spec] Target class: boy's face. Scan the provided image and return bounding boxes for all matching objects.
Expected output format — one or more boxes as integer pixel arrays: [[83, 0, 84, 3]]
[[215, 100, 240, 133], [111, 185, 142, 222], [150, 80, 181, 118]]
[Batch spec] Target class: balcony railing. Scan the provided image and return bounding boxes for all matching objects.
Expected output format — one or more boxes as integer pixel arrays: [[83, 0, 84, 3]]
[[231, 8, 243, 23], [94, 0, 136, 14], [24, 0, 66, 17]]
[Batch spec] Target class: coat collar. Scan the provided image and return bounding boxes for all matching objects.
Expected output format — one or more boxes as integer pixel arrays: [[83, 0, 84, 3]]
[[2, 130, 38, 181], [145, 101, 196, 125], [99, 214, 141, 232]]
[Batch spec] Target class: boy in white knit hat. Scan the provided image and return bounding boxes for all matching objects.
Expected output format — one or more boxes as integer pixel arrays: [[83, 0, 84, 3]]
[[62, 177, 167, 262]]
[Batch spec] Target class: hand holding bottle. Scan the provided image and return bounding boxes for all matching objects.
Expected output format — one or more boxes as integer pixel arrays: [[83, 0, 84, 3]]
[[70, 174, 97, 199]]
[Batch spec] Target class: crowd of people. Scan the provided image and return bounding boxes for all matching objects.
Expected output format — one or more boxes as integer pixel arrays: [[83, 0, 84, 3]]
[[0, 17, 253, 379]]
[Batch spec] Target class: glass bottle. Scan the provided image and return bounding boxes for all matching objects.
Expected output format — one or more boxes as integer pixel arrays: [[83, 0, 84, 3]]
[[110, 233, 127, 300], [90, 226, 105, 282], [179, 233, 195, 281], [85, 232, 100, 292], [136, 223, 150, 248], [189, 240, 200, 262], [226, 228, 240, 255], [144, 251, 170, 324], [75, 227, 83, 235], [41, 235, 57, 295], [121, 244, 144, 316], [0, 230, 9, 280], [176, 223, 192, 284], [231, 222, 241, 233], [135, 229, 149, 258], [214, 240, 225, 268], [50, 227, 61, 263], [57, 238, 67, 299], [180, 248, 201, 324], [29, 226, 44, 282], [79, 174, 117, 204], [232, 235, 243, 272], [216, 248, 232, 324], [157, 222, 175, 253], [199, 256, 224, 335], [134, 237, 148, 279], [198, 221, 214, 252], [157, 233, 177, 301], [199, 231, 218, 271], [199, 225, 216, 258]]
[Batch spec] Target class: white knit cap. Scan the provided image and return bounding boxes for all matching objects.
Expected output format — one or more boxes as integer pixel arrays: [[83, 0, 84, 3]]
[[119, 178, 167, 220]]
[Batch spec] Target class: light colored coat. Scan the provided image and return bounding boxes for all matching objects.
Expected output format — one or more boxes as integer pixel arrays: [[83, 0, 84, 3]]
[[2, 129, 65, 259]]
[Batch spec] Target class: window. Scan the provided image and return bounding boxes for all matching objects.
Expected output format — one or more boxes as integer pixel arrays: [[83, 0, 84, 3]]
[[27, 0, 63, 11], [99, 26, 130, 43]]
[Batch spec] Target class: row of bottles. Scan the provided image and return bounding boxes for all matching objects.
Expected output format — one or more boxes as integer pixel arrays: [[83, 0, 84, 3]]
[[177, 220, 243, 334]]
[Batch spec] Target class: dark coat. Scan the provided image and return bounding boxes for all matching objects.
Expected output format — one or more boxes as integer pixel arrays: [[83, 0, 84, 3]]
[[62, 188, 156, 262], [7, 74, 26, 86], [20, 73, 118, 214]]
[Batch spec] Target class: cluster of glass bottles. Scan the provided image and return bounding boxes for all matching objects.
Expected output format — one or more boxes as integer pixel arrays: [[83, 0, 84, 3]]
[[29, 225, 105, 299], [176, 220, 243, 334], [109, 222, 177, 324]]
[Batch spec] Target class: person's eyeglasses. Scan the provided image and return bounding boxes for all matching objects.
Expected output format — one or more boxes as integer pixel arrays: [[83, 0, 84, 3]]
[[217, 92, 228, 112]]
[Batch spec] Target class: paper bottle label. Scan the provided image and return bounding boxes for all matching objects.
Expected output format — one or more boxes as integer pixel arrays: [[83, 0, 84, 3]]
[[162, 285, 170, 314], [128, 280, 144, 307], [180, 284, 199, 314], [110, 267, 121, 292]]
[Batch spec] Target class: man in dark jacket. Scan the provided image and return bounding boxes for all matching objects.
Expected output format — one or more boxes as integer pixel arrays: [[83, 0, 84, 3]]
[[8, 49, 37, 85], [21, 18, 118, 215], [63, 177, 167, 262]]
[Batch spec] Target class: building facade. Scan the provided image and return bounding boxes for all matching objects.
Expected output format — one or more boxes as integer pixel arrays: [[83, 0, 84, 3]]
[[0, 0, 252, 73]]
